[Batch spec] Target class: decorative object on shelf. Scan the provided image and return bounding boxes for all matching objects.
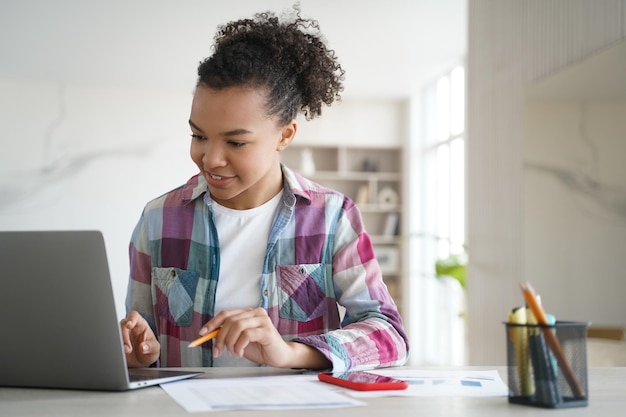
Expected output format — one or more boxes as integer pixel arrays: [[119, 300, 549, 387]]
[[300, 148, 316, 176], [362, 156, 379, 172], [374, 246, 400, 275], [377, 186, 399, 209], [382, 213, 400, 238], [356, 184, 370, 205]]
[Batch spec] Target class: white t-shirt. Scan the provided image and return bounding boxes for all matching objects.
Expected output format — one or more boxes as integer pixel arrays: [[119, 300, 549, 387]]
[[211, 190, 283, 367]]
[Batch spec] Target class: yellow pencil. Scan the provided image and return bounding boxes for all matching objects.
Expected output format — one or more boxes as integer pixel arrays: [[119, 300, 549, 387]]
[[188, 329, 220, 348]]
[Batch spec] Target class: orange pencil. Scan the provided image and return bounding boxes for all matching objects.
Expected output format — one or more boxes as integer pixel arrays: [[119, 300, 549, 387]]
[[188, 329, 220, 348], [520, 281, 584, 397]]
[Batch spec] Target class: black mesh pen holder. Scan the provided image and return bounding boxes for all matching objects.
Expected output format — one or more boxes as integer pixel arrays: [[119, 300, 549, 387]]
[[504, 321, 589, 408]]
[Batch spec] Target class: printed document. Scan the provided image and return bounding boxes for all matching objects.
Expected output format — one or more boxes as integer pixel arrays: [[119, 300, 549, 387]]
[[160, 374, 364, 412], [344, 369, 509, 398]]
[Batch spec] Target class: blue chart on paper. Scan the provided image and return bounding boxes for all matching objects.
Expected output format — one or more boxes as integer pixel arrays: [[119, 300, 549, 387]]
[[406, 378, 484, 387]]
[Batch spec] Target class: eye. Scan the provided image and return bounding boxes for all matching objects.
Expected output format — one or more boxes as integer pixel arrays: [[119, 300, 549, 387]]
[[190, 133, 206, 141], [228, 140, 246, 148]]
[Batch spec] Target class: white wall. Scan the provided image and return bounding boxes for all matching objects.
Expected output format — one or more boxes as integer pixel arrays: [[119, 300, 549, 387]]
[[296, 99, 407, 148]]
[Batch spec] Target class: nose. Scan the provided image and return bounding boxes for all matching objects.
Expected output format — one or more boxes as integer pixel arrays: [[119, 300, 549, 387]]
[[200, 140, 227, 170]]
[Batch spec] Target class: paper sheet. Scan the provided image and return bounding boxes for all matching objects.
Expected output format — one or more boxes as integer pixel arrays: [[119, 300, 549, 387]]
[[344, 369, 509, 398], [160, 374, 364, 412]]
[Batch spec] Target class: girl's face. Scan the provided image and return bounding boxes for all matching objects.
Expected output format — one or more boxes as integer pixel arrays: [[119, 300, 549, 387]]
[[189, 85, 295, 210]]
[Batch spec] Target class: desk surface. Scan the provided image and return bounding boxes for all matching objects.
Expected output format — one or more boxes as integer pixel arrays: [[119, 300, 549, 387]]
[[1, 367, 625, 416]]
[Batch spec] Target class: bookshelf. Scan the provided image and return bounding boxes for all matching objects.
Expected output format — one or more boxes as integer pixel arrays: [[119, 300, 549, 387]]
[[280, 144, 404, 311]]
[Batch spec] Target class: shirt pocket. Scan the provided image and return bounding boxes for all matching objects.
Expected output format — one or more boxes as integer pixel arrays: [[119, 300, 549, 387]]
[[152, 267, 199, 327], [275, 263, 328, 322]]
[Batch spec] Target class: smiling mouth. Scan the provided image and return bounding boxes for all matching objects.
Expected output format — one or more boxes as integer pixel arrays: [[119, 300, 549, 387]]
[[206, 173, 233, 185]]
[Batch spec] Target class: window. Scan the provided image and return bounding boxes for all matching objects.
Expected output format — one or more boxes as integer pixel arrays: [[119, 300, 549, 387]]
[[432, 66, 465, 260], [408, 65, 466, 365]]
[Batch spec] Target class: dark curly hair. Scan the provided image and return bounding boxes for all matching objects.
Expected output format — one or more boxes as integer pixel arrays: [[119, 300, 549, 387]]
[[196, 5, 344, 125]]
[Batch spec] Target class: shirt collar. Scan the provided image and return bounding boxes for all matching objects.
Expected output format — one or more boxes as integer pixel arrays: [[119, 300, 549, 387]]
[[180, 174, 209, 205]]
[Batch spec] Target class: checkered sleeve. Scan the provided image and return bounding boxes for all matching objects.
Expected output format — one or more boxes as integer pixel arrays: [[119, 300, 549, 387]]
[[293, 199, 409, 371], [125, 207, 158, 336]]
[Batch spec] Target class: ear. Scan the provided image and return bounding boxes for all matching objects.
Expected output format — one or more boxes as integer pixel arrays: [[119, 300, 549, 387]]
[[276, 121, 297, 151]]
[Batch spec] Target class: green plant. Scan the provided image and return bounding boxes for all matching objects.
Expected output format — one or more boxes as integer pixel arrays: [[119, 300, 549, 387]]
[[435, 252, 467, 289]]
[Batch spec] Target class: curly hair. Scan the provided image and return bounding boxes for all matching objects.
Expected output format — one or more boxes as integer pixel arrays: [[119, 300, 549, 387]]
[[196, 5, 344, 125]]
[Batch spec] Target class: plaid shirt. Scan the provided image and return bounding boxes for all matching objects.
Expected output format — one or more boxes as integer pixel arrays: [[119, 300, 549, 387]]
[[126, 164, 408, 371]]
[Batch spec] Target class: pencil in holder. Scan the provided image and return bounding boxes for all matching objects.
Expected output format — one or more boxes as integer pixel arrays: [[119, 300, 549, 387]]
[[504, 321, 589, 408]]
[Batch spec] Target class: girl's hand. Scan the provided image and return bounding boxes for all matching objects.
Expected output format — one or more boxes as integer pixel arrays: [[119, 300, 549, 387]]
[[200, 308, 330, 369], [120, 310, 160, 368]]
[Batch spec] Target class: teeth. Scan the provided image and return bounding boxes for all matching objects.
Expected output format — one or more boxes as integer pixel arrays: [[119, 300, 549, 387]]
[[210, 174, 223, 180]]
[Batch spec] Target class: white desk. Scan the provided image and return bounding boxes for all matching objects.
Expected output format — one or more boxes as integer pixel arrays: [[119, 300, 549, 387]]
[[1, 367, 624, 416]]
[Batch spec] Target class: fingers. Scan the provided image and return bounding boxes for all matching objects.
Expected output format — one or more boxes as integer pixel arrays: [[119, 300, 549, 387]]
[[230, 327, 267, 358], [120, 311, 160, 367], [121, 311, 147, 351], [207, 308, 276, 359], [199, 308, 251, 335], [120, 311, 141, 353], [136, 325, 159, 356]]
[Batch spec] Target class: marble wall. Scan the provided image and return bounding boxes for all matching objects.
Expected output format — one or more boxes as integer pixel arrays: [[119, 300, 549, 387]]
[[524, 99, 626, 324], [0, 80, 198, 317]]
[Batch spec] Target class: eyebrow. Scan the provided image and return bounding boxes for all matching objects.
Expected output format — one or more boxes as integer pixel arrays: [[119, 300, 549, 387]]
[[188, 119, 253, 137]]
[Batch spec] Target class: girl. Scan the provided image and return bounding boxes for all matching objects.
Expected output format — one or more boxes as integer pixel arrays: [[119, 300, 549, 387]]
[[121, 6, 408, 372]]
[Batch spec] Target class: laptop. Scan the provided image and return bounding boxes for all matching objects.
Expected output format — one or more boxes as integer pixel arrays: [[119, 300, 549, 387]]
[[0, 230, 203, 391]]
